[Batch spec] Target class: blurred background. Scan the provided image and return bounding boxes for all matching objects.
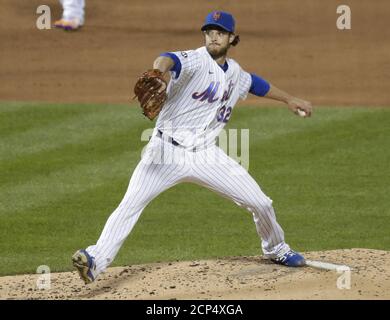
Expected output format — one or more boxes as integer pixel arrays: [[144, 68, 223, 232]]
[[1, 0, 389, 106]]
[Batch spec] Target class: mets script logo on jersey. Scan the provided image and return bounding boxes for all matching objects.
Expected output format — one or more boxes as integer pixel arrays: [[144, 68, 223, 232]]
[[192, 81, 234, 103]]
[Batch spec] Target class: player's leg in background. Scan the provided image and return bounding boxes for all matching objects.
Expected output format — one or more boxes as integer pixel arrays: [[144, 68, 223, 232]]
[[190, 146, 290, 259], [85, 137, 190, 278], [55, 0, 85, 30], [62, 0, 85, 22]]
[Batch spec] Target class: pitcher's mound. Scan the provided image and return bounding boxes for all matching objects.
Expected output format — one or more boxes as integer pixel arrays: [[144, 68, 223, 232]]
[[1, 248, 389, 299]]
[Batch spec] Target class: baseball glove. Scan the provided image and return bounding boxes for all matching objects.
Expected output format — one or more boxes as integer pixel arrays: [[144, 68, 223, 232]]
[[133, 69, 168, 120]]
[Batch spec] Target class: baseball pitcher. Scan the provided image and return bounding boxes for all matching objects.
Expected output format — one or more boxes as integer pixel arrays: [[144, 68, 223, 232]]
[[72, 11, 313, 284]]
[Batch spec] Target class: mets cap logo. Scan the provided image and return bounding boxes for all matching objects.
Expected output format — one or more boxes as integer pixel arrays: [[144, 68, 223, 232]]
[[213, 11, 221, 21]]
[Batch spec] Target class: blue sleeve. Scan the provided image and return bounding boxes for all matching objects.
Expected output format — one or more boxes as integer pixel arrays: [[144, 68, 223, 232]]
[[249, 73, 270, 97], [159, 52, 182, 79]]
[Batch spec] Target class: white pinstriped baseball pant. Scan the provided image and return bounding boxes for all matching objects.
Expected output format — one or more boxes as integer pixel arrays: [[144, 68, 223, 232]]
[[86, 134, 290, 276]]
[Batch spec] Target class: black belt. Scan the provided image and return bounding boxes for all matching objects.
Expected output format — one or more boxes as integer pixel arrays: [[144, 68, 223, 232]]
[[157, 130, 180, 146]]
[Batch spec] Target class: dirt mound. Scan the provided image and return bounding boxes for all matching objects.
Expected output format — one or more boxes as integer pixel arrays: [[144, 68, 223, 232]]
[[1, 0, 390, 106], [0, 249, 388, 300]]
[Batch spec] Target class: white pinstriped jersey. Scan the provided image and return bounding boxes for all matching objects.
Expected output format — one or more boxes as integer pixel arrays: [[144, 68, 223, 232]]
[[155, 46, 252, 149], [85, 49, 290, 278]]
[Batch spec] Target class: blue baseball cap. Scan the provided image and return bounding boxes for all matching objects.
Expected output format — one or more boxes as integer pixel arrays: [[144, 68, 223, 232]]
[[201, 11, 235, 33]]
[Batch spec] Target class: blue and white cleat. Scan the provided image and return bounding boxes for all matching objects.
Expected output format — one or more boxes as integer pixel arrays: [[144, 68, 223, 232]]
[[72, 249, 96, 284], [271, 249, 306, 267]]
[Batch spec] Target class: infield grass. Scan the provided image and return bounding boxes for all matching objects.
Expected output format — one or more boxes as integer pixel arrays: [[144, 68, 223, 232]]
[[0, 102, 389, 275]]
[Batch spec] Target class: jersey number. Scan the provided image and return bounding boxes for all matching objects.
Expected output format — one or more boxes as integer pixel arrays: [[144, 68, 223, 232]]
[[217, 105, 232, 123]]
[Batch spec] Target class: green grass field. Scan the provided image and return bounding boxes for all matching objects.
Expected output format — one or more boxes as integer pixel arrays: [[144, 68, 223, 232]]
[[0, 102, 389, 276]]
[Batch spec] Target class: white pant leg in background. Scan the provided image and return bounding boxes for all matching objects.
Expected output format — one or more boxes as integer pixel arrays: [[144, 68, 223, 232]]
[[59, 0, 85, 22], [86, 137, 190, 276], [189, 145, 290, 258]]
